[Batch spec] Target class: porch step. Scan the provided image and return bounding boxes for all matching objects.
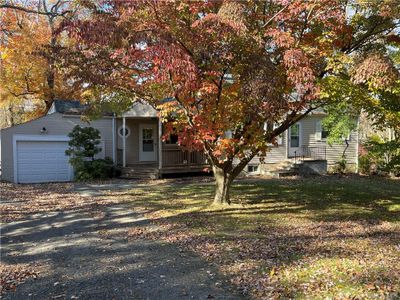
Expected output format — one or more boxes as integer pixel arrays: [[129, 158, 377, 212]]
[[267, 160, 301, 177], [274, 169, 299, 177], [119, 167, 159, 179]]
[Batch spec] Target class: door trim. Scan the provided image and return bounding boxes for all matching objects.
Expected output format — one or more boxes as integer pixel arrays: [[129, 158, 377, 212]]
[[13, 134, 73, 183], [138, 124, 157, 162]]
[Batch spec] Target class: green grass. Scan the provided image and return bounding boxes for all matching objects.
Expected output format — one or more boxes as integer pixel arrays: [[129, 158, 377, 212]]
[[121, 176, 400, 299]]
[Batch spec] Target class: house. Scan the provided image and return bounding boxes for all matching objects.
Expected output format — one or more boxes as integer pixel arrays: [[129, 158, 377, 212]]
[[0, 100, 358, 183]]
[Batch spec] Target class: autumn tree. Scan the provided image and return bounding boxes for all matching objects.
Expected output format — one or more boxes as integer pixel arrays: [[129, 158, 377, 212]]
[[318, 1, 400, 169], [0, 0, 80, 120], [66, 0, 399, 204]]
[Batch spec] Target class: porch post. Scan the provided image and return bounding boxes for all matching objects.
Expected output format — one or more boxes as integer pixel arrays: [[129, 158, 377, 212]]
[[158, 118, 162, 170], [122, 116, 126, 167], [112, 113, 116, 164]]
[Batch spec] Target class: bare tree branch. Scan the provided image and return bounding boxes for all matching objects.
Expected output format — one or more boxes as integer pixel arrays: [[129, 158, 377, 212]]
[[0, 2, 72, 17]]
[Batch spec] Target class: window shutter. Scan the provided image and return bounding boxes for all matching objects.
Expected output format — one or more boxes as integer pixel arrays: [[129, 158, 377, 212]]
[[316, 120, 322, 141]]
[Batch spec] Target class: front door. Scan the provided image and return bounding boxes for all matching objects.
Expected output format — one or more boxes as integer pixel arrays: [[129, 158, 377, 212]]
[[289, 123, 301, 157], [139, 124, 157, 161]]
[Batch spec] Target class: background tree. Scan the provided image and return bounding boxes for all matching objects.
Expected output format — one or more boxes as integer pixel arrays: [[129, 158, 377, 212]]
[[319, 1, 400, 173], [65, 0, 399, 204], [0, 0, 80, 124]]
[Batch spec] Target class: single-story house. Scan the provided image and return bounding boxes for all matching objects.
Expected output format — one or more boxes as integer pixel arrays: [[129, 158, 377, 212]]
[[0, 100, 358, 183]]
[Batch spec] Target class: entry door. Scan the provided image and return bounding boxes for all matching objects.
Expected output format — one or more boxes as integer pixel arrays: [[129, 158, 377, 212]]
[[289, 123, 301, 157], [139, 124, 157, 161]]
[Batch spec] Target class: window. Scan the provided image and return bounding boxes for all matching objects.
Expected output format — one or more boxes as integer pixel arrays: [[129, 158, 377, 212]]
[[316, 120, 329, 141], [142, 128, 154, 152], [247, 165, 259, 173], [290, 124, 300, 147], [165, 134, 179, 144], [322, 128, 329, 139], [118, 126, 131, 138]]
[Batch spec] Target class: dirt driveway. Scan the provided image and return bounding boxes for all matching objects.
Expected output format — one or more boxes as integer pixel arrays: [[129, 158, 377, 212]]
[[1, 182, 244, 300]]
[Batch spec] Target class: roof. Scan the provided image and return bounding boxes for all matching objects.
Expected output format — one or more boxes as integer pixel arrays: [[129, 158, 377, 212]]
[[50, 100, 87, 115], [48, 100, 113, 116]]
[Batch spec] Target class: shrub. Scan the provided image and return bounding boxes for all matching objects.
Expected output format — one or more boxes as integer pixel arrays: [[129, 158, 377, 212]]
[[74, 157, 115, 181], [333, 157, 347, 174], [362, 135, 400, 177], [358, 155, 372, 175], [66, 125, 116, 181]]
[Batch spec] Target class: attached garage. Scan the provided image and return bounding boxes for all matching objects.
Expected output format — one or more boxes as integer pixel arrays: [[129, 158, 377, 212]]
[[0, 103, 114, 183], [15, 138, 72, 183]]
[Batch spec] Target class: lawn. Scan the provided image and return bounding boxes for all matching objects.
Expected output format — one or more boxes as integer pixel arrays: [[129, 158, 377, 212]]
[[1, 176, 399, 299], [122, 176, 400, 299]]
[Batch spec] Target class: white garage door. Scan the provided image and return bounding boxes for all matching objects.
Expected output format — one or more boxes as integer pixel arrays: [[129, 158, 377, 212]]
[[16, 141, 71, 183]]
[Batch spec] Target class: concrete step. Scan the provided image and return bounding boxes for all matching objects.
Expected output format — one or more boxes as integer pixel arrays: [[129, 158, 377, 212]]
[[119, 174, 159, 179], [275, 170, 298, 177]]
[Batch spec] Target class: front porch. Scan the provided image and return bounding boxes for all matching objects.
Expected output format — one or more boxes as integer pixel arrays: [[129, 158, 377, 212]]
[[115, 112, 208, 178]]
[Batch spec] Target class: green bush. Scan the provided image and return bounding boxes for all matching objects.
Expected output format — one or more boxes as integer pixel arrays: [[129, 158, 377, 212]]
[[74, 157, 115, 181], [358, 155, 372, 175], [66, 125, 116, 181], [332, 157, 347, 174], [362, 135, 400, 177]]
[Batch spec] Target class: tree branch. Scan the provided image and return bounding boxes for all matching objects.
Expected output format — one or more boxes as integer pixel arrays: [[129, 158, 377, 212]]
[[0, 3, 72, 17]]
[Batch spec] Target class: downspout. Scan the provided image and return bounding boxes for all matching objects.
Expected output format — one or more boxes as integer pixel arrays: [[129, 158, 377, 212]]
[[355, 115, 360, 173], [285, 128, 289, 160]]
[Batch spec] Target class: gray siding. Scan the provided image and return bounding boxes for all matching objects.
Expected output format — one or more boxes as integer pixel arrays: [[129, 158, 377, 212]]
[[264, 134, 288, 163], [249, 135, 287, 166], [0, 113, 113, 182], [302, 115, 358, 167], [251, 114, 358, 169]]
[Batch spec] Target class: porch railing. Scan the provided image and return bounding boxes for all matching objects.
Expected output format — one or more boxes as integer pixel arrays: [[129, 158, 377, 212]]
[[294, 146, 326, 164], [162, 148, 208, 168]]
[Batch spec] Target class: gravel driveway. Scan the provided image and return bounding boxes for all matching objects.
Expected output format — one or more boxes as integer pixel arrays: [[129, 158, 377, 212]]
[[1, 200, 244, 299]]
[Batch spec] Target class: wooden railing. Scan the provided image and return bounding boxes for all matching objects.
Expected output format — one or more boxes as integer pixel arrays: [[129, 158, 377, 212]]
[[116, 145, 208, 169], [162, 147, 208, 168]]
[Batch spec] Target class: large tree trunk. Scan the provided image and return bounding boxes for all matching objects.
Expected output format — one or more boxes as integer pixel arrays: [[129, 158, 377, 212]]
[[210, 150, 259, 206], [212, 165, 234, 205]]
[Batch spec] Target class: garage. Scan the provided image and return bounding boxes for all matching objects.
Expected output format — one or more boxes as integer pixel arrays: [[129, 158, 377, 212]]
[[15, 137, 72, 183]]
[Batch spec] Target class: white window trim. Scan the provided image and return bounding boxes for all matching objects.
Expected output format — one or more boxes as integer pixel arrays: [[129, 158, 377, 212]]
[[12, 134, 73, 183], [118, 125, 131, 138], [247, 165, 259, 174], [289, 123, 302, 149]]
